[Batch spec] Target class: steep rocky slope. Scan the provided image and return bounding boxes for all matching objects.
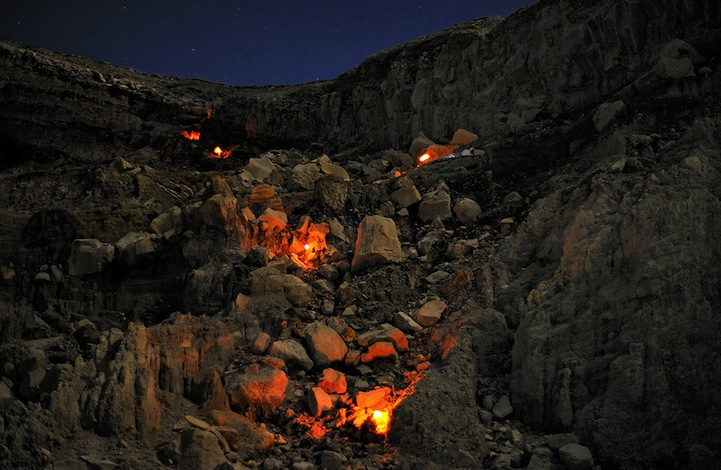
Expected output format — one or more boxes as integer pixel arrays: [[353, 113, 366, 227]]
[[1, 0, 720, 469]]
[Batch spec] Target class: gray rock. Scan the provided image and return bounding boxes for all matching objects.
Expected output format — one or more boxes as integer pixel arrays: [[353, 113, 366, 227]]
[[149, 206, 183, 238], [115, 232, 155, 264], [320, 450, 348, 470], [545, 433, 579, 451], [492, 395, 513, 419], [251, 267, 314, 306], [558, 443, 594, 470], [269, 339, 313, 371], [393, 311, 423, 334], [526, 454, 554, 470], [592, 100, 626, 132], [291, 162, 322, 190]]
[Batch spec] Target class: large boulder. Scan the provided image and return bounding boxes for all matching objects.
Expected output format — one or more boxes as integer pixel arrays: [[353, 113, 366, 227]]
[[67, 238, 115, 276], [303, 322, 348, 368], [115, 232, 155, 265], [351, 215, 403, 272], [224, 364, 289, 418], [251, 267, 314, 306]]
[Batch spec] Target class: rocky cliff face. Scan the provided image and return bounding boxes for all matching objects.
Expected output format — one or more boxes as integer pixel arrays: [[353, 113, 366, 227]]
[[1, 0, 720, 469]]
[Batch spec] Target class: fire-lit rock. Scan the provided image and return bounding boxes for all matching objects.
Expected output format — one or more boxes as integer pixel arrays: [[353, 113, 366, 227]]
[[317, 368, 347, 395], [224, 364, 290, 418], [360, 341, 399, 363], [303, 322, 348, 368], [450, 128, 478, 145], [351, 215, 404, 272], [307, 386, 334, 416], [357, 324, 409, 352]]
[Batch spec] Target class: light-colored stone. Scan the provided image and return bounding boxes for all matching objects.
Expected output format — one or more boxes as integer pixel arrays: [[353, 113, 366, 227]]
[[351, 215, 403, 272], [418, 187, 452, 222], [453, 197, 482, 225], [391, 185, 422, 208], [492, 394, 513, 419], [415, 299, 446, 327], [269, 339, 314, 371], [245, 157, 277, 182], [251, 267, 314, 306], [291, 162, 322, 190], [393, 312, 423, 334]]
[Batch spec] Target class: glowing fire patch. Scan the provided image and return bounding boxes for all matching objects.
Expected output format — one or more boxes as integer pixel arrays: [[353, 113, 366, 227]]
[[416, 144, 459, 167], [291, 373, 423, 439], [181, 130, 201, 140], [371, 409, 390, 434], [210, 146, 232, 159]]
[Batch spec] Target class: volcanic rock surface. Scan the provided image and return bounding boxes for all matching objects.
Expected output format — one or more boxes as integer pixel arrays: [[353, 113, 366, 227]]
[[1, 0, 721, 469]]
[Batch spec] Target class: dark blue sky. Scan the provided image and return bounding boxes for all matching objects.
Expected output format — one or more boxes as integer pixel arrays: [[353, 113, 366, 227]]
[[0, 1, 534, 86]]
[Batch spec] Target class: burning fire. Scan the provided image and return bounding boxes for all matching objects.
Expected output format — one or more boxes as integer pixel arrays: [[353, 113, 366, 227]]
[[293, 372, 423, 439], [416, 144, 459, 167], [181, 130, 201, 140], [210, 146, 232, 159]]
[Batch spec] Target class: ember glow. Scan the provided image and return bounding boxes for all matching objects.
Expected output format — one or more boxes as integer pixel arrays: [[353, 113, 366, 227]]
[[291, 373, 423, 439], [181, 130, 201, 140], [210, 146, 232, 159], [416, 144, 459, 166]]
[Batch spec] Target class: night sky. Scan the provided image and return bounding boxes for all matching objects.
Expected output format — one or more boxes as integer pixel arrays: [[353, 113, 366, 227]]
[[1, 1, 534, 87]]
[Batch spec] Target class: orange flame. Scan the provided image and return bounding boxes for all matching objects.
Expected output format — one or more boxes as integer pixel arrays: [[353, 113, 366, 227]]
[[416, 145, 459, 167], [291, 372, 423, 439], [181, 130, 201, 140], [209, 146, 232, 159]]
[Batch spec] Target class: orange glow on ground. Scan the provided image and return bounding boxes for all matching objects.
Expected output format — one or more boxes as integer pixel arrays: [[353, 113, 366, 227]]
[[416, 144, 459, 167], [209, 146, 232, 159], [291, 373, 424, 439], [181, 130, 201, 140]]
